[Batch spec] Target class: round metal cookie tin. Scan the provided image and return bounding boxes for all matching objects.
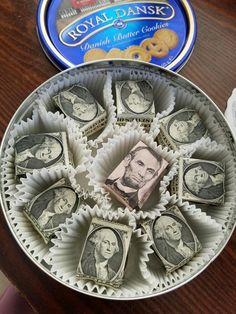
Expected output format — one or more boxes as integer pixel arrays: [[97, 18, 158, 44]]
[[0, 60, 235, 300], [37, 0, 197, 70]]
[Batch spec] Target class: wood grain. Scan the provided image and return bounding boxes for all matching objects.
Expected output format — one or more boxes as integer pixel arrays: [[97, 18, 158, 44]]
[[0, 1, 236, 313]]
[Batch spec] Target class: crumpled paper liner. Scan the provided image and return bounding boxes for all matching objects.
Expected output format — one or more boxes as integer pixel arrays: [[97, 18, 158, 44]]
[[48, 204, 155, 298], [146, 193, 224, 292], [88, 121, 179, 220], [36, 69, 116, 149]]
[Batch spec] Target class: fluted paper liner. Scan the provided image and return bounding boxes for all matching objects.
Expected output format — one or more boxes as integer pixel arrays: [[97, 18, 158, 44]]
[[184, 140, 236, 232], [36, 70, 116, 148], [150, 86, 221, 154], [7, 167, 81, 262], [7, 206, 50, 262], [109, 66, 176, 137], [1, 108, 91, 202], [88, 121, 179, 220], [173, 85, 233, 148], [49, 205, 155, 297], [146, 193, 224, 292]]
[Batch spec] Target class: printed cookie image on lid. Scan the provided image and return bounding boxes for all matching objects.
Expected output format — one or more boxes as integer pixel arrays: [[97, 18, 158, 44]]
[[37, 0, 197, 71]]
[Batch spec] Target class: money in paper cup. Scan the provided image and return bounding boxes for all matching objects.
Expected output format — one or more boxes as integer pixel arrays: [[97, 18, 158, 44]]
[[14, 132, 70, 177], [142, 205, 202, 272], [157, 109, 208, 150], [53, 84, 107, 137], [104, 141, 169, 211], [115, 80, 155, 130], [171, 157, 225, 204], [24, 178, 80, 243], [77, 217, 132, 288]]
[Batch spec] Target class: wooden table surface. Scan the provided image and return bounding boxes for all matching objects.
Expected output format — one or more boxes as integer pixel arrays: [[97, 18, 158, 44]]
[[0, 1, 236, 313]]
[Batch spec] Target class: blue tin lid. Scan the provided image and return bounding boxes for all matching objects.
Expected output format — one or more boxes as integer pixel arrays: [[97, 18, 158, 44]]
[[37, 0, 197, 71]]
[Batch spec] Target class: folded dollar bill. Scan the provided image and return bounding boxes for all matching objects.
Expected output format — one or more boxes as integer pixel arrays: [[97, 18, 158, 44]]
[[53, 84, 107, 137], [171, 157, 225, 205], [115, 80, 155, 130], [142, 205, 202, 272], [77, 217, 132, 288], [15, 132, 70, 177], [157, 108, 208, 150], [24, 178, 80, 243]]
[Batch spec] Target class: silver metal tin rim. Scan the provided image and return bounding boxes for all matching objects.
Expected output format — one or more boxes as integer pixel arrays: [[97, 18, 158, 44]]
[[37, 0, 197, 71], [0, 60, 235, 300]]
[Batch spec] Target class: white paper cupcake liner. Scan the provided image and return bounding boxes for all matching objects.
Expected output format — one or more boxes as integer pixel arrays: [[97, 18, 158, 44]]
[[34, 109, 91, 172], [7, 206, 50, 262], [1, 110, 43, 201], [188, 140, 236, 206], [6, 167, 81, 262], [146, 193, 224, 292], [197, 202, 236, 234], [109, 66, 176, 138], [179, 137, 216, 158], [1, 108, 91, 202], [69, 166, 110, 206], [36, 70, 116, 149], [112, 65, 176, 115], [168, 140, 236, 232], [87, 72, 116, 149], [13, 167, 78, 205], [150, 86, 220, 153], [173, 86, 233, 147], [48, 204, 155, 298], [37, 68, 108, 111], [88, 121, 179, 220]]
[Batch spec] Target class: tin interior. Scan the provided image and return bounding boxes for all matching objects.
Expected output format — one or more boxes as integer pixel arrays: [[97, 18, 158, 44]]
[[0, 61, 235, 300]]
